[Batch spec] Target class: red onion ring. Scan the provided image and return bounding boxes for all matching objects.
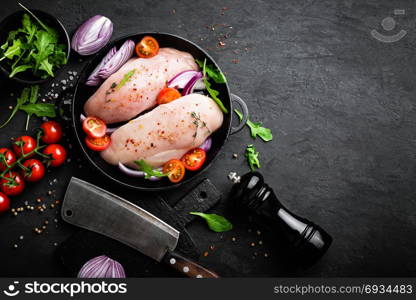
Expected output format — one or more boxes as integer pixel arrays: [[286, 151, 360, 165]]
[[199, 137, 212, 152]]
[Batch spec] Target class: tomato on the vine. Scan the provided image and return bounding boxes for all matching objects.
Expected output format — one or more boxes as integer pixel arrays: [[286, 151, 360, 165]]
[[21, 159, 45, 182], [0, 192, 10, 213], [0, 148, 16, 171], [1, 171, 25, 196], [43, 144, 67, 167], [40, 121, 63, 144], [12, 136, 36, 158]]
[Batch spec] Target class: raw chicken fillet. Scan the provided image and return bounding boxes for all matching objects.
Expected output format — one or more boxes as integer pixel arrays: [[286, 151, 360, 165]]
[[84, 48, 198, 124], [101, 94, 224, 168]]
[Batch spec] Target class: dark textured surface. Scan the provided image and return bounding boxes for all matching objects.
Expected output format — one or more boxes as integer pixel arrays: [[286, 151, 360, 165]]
[[0, 0, 416, 277]]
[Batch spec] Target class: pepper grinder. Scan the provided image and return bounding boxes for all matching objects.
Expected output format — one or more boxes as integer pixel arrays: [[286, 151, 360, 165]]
[[229, 171, 332, 265]]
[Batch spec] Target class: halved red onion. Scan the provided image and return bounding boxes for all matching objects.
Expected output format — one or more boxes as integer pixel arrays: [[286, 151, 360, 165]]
[[182, 72, 203, 95], [118, 162, 163, 181], [199, 137, 212, 152], [85, 46, 117, 86], [97, 40, 135, 79], [78, 255, 125, 278], [72, 15, 113, 56]]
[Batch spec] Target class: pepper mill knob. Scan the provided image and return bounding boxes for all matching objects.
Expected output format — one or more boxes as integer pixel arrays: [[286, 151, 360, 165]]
[[229, 171, 332, 266]]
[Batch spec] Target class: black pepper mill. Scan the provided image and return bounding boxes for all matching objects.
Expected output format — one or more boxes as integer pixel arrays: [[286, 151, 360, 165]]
[[229, 172, 332, 265]]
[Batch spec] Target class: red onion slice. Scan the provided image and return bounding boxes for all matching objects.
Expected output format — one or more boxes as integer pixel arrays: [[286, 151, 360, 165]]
[[118, 162, 163, 181], [85, 46, 117, 86], [199, 137, 212, 152], [182, 72, 203, 95], [97, 40, 135, 79], [168, 70, 201, 89]]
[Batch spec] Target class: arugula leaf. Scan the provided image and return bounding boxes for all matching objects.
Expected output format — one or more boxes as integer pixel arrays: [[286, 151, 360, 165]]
[[0, 39, 23, 61], [203, 77, 228, 113], [19, 103, 56, 118], [9, 64, 32, 78], [0, 87, 30, 129], [246, 144, 261, 171], [190, 212, 233, 232], [234, 109, 273, 142], [24, 85, 40, 130], [195, 59, 227, 83], [134, 160, 167, 179]]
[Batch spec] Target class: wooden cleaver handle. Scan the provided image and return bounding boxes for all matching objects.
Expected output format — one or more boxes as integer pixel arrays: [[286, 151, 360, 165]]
[[163, 251, 220, 278]]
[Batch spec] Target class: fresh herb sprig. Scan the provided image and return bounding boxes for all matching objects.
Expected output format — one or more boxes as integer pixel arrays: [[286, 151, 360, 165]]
[[234, 109, 273, 142], [190, 111, 211, 139], [198, 59, 228, 114], [134, 160, 167, 179], [246, 144, 260, 171], [190, 212, 233, 232], [0, 85, 56, 129]]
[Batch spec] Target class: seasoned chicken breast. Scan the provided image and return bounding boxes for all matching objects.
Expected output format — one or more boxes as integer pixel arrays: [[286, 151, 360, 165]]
[[84, 48, 198, 124], [100, 94, 223, 168]]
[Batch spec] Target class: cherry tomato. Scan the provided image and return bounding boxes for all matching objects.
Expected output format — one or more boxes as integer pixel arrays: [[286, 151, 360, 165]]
[[0, 148, 16, 171], [135, 36, 159, 58], [40, 121, 63, 144], [85, 135, 111, 151], [82, 117, 107, 138], [181, 148, 206, 171], [21, 159, 45, 182], [1, 171, 25, 196], [156, 87, 181, 105], [163, 159, 185, 183], [12, 136, 36, 158], [43, 144, 67, 167], [0, 192, 10, 213]]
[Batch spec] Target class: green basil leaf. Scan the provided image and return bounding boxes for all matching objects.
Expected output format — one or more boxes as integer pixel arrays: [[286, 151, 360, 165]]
[[189, 212, 233, 232], [19, 103, 56, 118]]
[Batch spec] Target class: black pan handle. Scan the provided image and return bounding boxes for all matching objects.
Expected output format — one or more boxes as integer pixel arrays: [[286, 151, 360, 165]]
[[230, 93, 249, 135]]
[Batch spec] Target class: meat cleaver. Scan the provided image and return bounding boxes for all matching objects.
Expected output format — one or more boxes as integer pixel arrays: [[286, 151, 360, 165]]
[[61, 177, 219, 278]]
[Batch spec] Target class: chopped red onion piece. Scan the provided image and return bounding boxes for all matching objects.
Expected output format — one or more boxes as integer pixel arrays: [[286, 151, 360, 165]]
[[80, 114, 86, 122], [78, 255, 126, 278], [72, 15, 113, 56]]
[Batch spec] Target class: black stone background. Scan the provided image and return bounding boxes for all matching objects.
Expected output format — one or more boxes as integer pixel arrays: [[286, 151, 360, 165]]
[[0, 0, 415, 277]]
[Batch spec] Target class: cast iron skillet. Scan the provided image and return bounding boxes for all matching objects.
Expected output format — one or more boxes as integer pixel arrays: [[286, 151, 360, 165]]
[[72, 32, 249, 191]]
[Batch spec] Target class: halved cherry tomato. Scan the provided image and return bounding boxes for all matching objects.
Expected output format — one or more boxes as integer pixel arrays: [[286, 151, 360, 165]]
[[156, 87, 181, 105], [135, 36, 159, 58], [0, 148, 16, 171], [1, 171, 25, 196], [85, 135, 111, 152], [12, 136, 36, 158], [43, 144, 67, 167], [0, 192, 10, 213], [163, 159, 185, 183], [181, 148, 206, 171], [83, 116, 107, 138], [40, 121, 63, 144], [21, 159, 45, 182]]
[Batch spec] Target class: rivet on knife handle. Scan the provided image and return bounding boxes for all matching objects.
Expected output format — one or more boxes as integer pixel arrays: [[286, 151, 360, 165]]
[[163, 251, 220, 278]]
